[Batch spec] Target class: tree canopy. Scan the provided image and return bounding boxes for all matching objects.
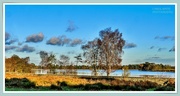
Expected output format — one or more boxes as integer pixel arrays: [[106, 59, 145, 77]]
[[82, 28, 125, 76]]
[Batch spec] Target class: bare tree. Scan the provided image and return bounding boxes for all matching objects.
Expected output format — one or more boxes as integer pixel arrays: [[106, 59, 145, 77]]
[[47, 53, 57, 74], [99, 28, 125, 76], [82, 28, 125, 76], [39, 51, 49, 67], [98, 28, 125, 76], [59, 55, 70, 65], [82, 38, 101, 76], [48, 53, 57, 65], [74, 54, 82, 65]]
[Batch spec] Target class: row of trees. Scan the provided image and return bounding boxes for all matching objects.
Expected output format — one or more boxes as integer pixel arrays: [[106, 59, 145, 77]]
[[5, 55, 174, 74], [5, 55, 37, 73], [34, 28, 125, 76], [139, 62, 175, 72], [39, 51, 70, 68], [5, 54, 79, 73], [124, 62, 175, 72]]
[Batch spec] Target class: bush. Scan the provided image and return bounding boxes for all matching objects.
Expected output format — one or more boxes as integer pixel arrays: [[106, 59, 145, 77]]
[[84, 83, 102, 90], [72, 84, 85, 88], [112, 85, 123, 90], [155, 86, 175, 91], [5, 78, 36, 88], [167, 83, 175, 87], [108, 79, 160, 91], [125, 86, 141, 91], [134, 80, 158, 89], [50, 84, 62, 90], [60, 81, 68, 86]]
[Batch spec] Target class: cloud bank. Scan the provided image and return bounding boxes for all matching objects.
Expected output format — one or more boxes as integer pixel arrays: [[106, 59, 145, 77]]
[[16, 45, 35, 52], [26, 32, 44, 43], [5, 32, 18, 45], [154, 36, 174, 41], [66, 21, 78, 32], [69, 39, 83, 47], [5, 32, 10, 41], [5, 46, 18, 51], [46, 35, 84, 47], [124, 42, 137, 49], [46, 35, 71, 46]]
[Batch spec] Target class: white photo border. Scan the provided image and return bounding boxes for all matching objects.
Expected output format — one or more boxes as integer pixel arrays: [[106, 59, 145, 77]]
[[3, 3, 177, 94]]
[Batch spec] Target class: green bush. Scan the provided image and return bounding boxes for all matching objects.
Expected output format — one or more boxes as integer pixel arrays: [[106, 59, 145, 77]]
[[5, 78, 35, 88], [125, 86, 141, 91], [155, 86, 175, 91], [60, 81, 68, 86], [50, 84, 62, 90], [84, 83, 102, 90], [72, 84, 84, 88]]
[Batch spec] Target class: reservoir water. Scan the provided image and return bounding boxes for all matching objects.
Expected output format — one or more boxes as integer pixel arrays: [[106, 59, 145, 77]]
[[76, 69, 175, 78]]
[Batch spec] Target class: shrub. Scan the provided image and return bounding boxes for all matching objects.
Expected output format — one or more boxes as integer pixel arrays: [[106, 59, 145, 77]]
[[84, 83, 102, 90], [72, 84, 84, 88], [5, 78, 36, 88], [60, 81, 68, 86], [50, 84, 62, 90], [112, 85, 123, 90], [167, 83, 175, 87], [125, 86, 141, 91], [134, 80, 158, 89], [155, 86, 175, 91], [108, 80, 159, 91]]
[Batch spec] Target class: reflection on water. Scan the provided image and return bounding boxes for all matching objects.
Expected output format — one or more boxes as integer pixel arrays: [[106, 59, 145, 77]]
[[76, 69, 175, 78]]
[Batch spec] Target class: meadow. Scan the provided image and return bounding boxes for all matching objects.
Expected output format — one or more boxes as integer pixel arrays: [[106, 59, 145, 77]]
[[5, 72, 175, 91]]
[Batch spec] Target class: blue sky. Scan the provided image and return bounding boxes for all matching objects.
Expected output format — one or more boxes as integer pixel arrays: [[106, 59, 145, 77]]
[[5, 4, 175, 66]]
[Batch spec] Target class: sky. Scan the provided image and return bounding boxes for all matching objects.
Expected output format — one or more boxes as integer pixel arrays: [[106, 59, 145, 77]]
[[5, 4, 175, 66]]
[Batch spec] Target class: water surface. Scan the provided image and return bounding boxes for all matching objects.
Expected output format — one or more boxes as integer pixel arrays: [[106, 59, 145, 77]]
[[76, 69, 175, 78]]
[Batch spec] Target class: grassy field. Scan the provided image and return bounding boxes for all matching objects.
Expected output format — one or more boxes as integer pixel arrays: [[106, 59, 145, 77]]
[[5, 87, 53, 91], [5, 86, 83, 91], [5, 72, 175, 91]]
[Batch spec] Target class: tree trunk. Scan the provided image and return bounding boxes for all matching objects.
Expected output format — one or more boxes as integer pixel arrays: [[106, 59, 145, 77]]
[[107, 65, 111, 77], [107, 72, 110, 77]]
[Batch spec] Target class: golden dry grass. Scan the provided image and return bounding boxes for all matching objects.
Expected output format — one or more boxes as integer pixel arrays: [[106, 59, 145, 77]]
[[116, 77, 175, 85], [5, 73, 97, 86], [5, 72, 175, 87]]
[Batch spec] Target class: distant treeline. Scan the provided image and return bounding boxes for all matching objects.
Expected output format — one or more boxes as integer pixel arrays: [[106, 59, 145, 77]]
[[124, 62, 175, 72], [73, 62, 175, 72], [69, 62, 175, 72], [5, 55, 175, 73]]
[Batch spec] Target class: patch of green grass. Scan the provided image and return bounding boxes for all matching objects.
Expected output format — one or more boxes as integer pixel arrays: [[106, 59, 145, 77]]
[[146, 88, 156, 91], [5, 87, 56, 91], [61, 86, 84, 91], [5, 86, 83, 91]]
